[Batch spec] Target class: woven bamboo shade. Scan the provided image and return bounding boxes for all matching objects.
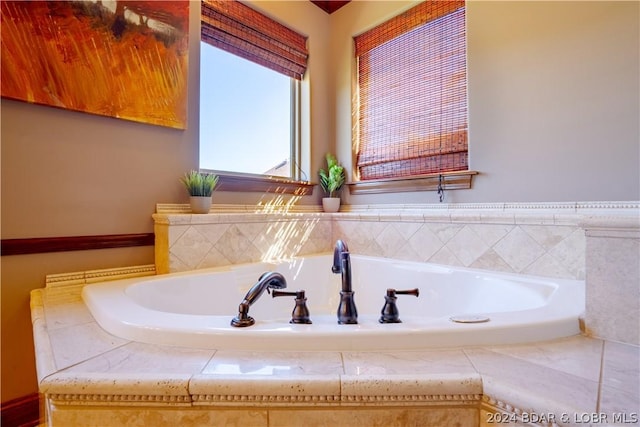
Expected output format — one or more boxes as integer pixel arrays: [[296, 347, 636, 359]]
[[201, 0, 308, 80], [354, 1, 468, 180]]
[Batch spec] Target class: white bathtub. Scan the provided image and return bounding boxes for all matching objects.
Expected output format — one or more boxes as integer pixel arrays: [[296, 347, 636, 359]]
[[82, 254, 585, 351]]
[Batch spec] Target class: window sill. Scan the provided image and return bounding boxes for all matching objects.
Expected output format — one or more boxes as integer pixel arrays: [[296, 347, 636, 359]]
[[347, 171, 478, 195], [203, 170, 315, 195]]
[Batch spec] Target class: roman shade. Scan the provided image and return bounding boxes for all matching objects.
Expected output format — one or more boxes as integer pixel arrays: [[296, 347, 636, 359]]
[[201, 0, 308, 80], [354, 1, 468, 180]]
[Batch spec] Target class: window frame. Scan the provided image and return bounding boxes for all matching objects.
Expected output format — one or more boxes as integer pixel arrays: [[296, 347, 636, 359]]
[[199, 0, 311, 194], [199, 78, 312, 195], [350, 2, 476, 195]]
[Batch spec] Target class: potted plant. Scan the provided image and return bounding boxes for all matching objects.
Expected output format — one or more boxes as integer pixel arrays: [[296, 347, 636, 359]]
[[318, 153, 345, 212], [180, 170, 219, 214]]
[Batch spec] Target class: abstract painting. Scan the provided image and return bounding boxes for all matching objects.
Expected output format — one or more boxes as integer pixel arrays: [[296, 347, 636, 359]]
[[1, 1, 189, 129]]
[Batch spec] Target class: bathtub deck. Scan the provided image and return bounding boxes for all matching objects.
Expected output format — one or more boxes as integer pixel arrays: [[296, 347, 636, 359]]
[[31, 286, 639, 427]]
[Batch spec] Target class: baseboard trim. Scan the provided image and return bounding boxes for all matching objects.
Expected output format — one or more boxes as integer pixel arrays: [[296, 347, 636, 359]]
[[1, 393, 41, 427]]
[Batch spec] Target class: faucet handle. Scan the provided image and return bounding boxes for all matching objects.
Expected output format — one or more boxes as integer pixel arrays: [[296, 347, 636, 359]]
[[387, 288, 419, 298], [272, 290, 312, 324], [272, 290, 304, 298], [379, 288, 419, 323]]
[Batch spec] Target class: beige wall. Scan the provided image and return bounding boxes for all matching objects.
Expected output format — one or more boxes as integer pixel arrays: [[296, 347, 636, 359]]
[[1, 0, 638, 403], [0, 1, 329, 402]]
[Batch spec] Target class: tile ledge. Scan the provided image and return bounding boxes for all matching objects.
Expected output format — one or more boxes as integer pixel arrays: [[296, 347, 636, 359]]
[[153, 202, 638, 227]]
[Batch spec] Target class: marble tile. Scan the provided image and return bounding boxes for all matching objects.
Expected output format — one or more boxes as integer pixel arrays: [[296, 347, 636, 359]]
[[523, 252, 574, 279], [342, 349, 476, 376], [162, 208, 592, 282], [547, 228, 586, 279], [469, 249, 514, 273], [445, 225, 489, 267], [216, 224, 255, 264], [521, 225, 576, 250], [599, 385, 640, 422], [47, 322, 129, 371], [32, 318, 58, 382], [169, 252, 191, 272], [42, 371, 192, 397], [190, 374, 341, 399], [513, 213, 556, 225], [375, 224, 408, 258], [353, 222, 390, 249], [428, 223, 464, 244], [167, 224, 189, 247], [190, 351, 344, 404], [193, 223, 230, 246], [44, 301, 94, 331], [586, 234, 640, 345], [493, 227, 546, 272], [341, 373, 482, 397], [391, 242, 422, 262], [332, 219, 359, 242], [235, 221, 268, 242], [408, 225, 444, 261], [64, 342, 214, 375], [429, 245, 463, 266], [171, 227, 213, 269], [467, 223, 514, 247], [484, 336, 604, 382], [197, 246, 232, 269], [601, 341, 640, 396], [465, 348, 599, 415], [202, 351, 344, 376], [392, 221, 423, 241], [347, 222, 386, 256]]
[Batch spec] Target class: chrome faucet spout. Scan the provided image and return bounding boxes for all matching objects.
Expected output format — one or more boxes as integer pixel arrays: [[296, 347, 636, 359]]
[[332, 240, 357, 324], [231, 272, 287, 327]]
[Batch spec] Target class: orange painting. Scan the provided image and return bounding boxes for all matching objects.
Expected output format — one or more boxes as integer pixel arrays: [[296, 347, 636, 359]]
[[1, 1, 189, 129]]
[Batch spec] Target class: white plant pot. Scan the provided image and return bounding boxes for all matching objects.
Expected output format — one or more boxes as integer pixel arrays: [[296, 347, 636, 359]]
[[189, 196, 212, 214], [322, 197, 341, 213]]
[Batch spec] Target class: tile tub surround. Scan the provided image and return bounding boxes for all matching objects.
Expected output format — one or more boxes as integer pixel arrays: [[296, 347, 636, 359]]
[[31, 276, 639, 427], [153, 204, 333, 274], [154, 201, 638, 279], [583, 216, 640, 346]]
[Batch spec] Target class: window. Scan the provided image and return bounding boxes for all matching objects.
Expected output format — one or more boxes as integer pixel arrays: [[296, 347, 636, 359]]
[[354, 1, 468, 182], [200, 0, 308, 185], [200, 44, 293, 177]]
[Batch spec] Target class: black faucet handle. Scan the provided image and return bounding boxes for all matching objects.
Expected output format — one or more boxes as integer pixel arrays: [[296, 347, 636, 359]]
[[272, 290, 312, 324], [379, 288, 419, 323], [272, 290, 304, 299], [387, 288, 420, 297]]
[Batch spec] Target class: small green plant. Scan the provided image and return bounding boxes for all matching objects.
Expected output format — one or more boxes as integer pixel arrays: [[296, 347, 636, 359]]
[[180, 170, 218, 197], [318, 153, 345, 198]]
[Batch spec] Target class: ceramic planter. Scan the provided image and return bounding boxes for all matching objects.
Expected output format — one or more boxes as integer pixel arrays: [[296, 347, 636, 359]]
[[189, 196, 212, 214], [322, 197, 341, 213]]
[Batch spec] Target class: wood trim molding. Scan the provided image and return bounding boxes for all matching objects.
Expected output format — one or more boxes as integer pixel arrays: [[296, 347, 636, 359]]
[[1, 233, 155, 256], [1, 393, 41, 427], [347, 171, 478, 195]]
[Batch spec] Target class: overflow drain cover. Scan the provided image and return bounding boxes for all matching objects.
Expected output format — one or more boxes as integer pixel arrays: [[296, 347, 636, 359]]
[[450, 315, 490, 324]]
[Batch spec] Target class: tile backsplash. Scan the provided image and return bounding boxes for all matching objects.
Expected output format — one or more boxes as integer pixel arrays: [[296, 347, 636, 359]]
[[332, 220, 584, 279]]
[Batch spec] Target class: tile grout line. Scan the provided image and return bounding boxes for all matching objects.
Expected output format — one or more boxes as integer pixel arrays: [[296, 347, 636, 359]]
[[595, 340, 606, 413]]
